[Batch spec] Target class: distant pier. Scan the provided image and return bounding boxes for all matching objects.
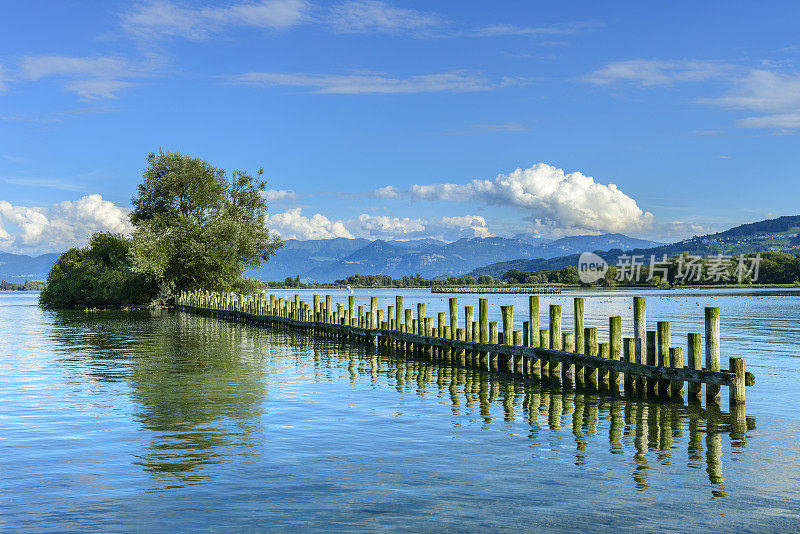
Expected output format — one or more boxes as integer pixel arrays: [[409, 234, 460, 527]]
[[431, 286, 562, 294]]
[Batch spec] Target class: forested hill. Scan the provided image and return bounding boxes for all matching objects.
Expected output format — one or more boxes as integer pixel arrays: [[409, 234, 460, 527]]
[[469, 214, 800, 278]]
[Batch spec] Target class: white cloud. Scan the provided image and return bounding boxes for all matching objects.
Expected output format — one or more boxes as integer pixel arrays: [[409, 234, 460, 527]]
[[121, 0, 310, 40], [19, 55, 144, 99], [353, 214, 425, 238], [0, 65, 7, 92], [0, 194, 132, 254], [379, 163, 653, 234], [265, 207, 354, 240], [474, 22, 596, 37], [328, 0, 441, 35], [703, 69, 800, 129], [585, 59, 800, 131], [583, 59, 734, 86], [3, 177, 85, 192], [261, 189, 297, 201], [371, 185, 400, 199], [264, 208, 492, 241], [231, 69, 520, 94]]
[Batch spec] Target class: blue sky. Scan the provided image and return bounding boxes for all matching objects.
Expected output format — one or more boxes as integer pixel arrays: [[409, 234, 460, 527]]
[[1, 0, 799, 254]]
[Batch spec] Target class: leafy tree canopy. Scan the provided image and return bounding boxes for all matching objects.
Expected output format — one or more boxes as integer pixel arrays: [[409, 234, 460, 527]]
[[130, 150, 283, 293], [39, 233, 159, 308]]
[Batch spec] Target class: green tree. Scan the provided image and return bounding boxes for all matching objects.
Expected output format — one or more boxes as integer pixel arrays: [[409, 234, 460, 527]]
[[39, 233, 159, 308], [130, 151, 282, 293]]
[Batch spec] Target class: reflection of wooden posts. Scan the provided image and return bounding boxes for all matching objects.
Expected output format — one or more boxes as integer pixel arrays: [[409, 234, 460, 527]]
[[705, 307, 721, 404], [513, 331, 523, 373], [549, 305, 562, 379], [584, 327, 598, 388]]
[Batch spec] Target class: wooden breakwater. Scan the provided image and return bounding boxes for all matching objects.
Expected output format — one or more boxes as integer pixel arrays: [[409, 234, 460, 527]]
[[177, 291, 754, 405], [431, 286, 562, 294]]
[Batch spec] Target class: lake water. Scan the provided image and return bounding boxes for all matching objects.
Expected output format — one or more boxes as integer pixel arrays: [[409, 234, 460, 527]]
[[2, 288, 800, 531]]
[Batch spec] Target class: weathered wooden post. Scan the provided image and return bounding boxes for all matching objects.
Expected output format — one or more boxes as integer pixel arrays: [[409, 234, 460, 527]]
[[529, 296, 540, 348], [705, 307, 721, 404], [687, 333, 702, 402], [729, 356, 746, 405], [370, 296, 378, 329], [489, 321, 499, 370], [563, 332, 575, 383], [539, 328, 550, 377], [449, 298, 458, 340], [405, 308, 413, 353], [634, 296, 646, 393], [464, 305, 474, 365], [479, 299, 489, 368], [514, 331, 524, 373], [646, 330, 657, 397], [573, 297, 584, 384], [609, 315, 622, 391], [670, 347, 685, 399], [657, 321, 671, 398], [549, 305, 562, 379], [598, 342, 610, 388], [456, 328, 466, 365], [623, 337, 635, 394], [584, 327, 597, 388], [437, 312, 446, 359]]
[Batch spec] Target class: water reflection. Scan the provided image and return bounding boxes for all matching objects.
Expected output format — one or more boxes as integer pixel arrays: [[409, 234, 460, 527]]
[[303, 330, 755, 495], [47, 309, 756, 495]]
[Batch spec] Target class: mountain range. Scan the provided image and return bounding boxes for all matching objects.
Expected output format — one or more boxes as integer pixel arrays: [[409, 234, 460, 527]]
[[469, 215, 800, 277], [3, 214, 798, 284], [247, 233, 662, 282]]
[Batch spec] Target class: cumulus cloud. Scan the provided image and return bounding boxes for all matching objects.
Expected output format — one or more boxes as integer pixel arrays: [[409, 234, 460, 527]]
[[264, 208, 492, 241], [376, 163, 653, 234], [265, 207, 354, 240], [230, 69, 521, 94], [0, 194, 132, 254], [261, 189, 297, 201], [121, 0, 310, 40]]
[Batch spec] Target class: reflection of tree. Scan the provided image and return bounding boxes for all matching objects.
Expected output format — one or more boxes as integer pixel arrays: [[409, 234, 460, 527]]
[[47, 309, 272, 487], [129, 312, 270, 485]]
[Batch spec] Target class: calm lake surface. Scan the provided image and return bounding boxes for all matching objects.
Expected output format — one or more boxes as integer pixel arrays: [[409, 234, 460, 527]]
[[2, 288, 800, 531]]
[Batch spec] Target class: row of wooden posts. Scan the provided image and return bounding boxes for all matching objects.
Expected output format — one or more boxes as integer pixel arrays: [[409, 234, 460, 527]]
[[177, 291, 754, 405]]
